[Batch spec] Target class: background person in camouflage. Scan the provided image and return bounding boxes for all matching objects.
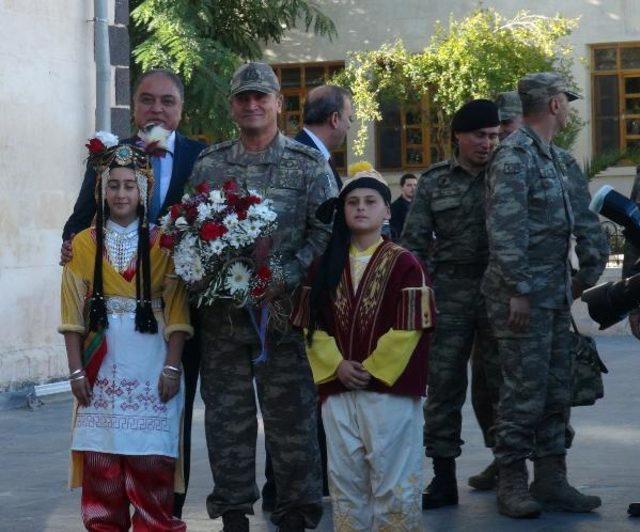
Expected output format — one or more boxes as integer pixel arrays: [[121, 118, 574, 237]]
[[495, 91, 523, 141], [401, 99, 500, 510], [189, 62, 337, 532], [483, 72, 602, 519], [622, 166, 640, 339]]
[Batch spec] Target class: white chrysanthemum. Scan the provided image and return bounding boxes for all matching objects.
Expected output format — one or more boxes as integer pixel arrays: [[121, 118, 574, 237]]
[[175, 216, 189, 230], [223, 213, 239, 229], [158, 212, 172, 230], [248, 203, 277, 223], [196, 202, 213, 223], [209, 190, 225, 204], [209, 240, 225, 256], [95, 131, 119, 148], [224, 262, 251, 294]]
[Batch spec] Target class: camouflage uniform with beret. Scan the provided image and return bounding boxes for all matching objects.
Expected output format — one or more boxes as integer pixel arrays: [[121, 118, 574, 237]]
[[191, 62, 337, 531], [401, 99, 501, 509]]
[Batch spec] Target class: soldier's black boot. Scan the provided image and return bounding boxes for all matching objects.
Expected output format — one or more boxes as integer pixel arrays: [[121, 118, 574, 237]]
[[530, 455, 601, 512], [628, 502, 640, 516], [468, 459, 498, 491], [422, 457, 459, 509], [222, 510, 250, 532], [276, 511, 306, 532]]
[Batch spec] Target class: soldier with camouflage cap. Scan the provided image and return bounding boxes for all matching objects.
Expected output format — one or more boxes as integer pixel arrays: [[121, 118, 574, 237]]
[[401, 99, 501, 510], [483, 72, 601, 518], [468, 88, 609, 494], [495, 91, 523, 141], [190, 62, 337, 532]]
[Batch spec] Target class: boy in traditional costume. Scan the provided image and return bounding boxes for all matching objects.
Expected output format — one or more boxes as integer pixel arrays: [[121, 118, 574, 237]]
[[59, 135, 192, 531], [291, 170, 435, 531]]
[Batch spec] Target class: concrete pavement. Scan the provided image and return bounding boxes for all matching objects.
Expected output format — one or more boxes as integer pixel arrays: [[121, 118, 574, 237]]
[[2, 336, 640, 531]]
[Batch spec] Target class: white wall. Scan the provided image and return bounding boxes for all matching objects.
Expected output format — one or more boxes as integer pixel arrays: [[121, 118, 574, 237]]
[[264, 0, 640, 168], [0, 1, 97, 390]]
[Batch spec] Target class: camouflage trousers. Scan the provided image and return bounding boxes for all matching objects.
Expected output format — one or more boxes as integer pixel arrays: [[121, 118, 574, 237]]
[[424, 271, 500, 458], [199, 307, 323, 528], [470, 333, 502, 449], [485, 298, 571, 466]]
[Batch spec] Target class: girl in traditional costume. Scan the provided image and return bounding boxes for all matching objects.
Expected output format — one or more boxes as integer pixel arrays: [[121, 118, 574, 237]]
[[58, 136, 192, 531], [291, 170, 435, 531]]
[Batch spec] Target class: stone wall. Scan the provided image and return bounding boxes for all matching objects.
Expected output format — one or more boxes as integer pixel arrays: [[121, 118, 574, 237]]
[[0, 0, 129, 391]]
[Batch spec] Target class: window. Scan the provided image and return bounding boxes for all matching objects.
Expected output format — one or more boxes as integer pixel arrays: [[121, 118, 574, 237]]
[[271, 62, 346, 172], [375, 97, 441, 171], [592, 42, 640, 155]]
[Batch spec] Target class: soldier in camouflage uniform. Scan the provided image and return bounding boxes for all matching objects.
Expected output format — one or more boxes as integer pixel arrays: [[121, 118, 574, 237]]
[[469, 92, 609, 491], [189, 63, 337, 532], [495, 91, 523, 142], [622, 167, 640, 339], [401, 99, 500, 509], [483, 72, 602, 518]]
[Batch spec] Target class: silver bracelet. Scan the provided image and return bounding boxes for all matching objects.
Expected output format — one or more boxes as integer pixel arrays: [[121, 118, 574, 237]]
[[163, 364, 182, 374], [70, 374, 87, 382], [161, 370, 180, 381], [69, 368, 84, 378]]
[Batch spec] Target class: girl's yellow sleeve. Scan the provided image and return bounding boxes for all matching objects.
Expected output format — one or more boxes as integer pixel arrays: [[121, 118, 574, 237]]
[[162, 265, 193, 341]]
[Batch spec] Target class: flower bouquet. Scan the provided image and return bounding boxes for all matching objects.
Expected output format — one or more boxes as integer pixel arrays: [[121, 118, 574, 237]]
[[159, 180, 282, 362]]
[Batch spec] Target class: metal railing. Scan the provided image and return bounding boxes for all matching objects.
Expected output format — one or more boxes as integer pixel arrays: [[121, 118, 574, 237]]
[[601, 221, 624, 267]]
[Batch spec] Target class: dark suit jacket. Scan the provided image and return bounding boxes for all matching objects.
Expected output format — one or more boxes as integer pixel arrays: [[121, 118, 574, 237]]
[[62, 132, 206, 240], [294, 129, 342, 189]]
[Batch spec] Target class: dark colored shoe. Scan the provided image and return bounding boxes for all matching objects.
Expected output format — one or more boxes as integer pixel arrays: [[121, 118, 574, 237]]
[[262, 479, 277, 512], [276, 511, 306, 532], [628, 502, 640, 517], [468, 459, 498, 491], [222, 510, 249, 532], [262, 495, 276, 513], [422, 457, 458, 509]]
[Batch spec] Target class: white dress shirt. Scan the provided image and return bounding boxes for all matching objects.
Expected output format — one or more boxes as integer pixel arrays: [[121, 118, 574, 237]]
[[303, 127, 331, 161]]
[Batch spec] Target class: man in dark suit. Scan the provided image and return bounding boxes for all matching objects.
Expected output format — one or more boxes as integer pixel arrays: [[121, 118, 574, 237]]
[[60, 69, 206, 518], [390, 173, 418, 241], [293, 84, 353, 189]]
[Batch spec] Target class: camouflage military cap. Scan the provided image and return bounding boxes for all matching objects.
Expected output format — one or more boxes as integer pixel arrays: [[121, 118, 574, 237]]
[[230, 62, 280, 96], [518, 72, 580, 105], [495, 91, 522, 121]]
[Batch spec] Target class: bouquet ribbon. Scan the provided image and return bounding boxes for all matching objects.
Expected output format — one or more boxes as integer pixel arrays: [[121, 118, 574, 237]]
[[247, 303, 270, 364]]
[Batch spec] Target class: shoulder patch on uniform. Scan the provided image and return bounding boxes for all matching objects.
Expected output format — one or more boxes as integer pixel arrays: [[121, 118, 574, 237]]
[[421, 160, 449, 178], [284, 137, 324, 161], [197, 139, 236, 159], [502, 162, 523, 174]]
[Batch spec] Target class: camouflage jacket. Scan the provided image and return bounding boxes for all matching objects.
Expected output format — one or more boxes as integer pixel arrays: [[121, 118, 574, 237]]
[[189, 132, 337, 291], [558, 148, 609, 288], [401, 157, 488, 270], [622, 166, 640, 278], [483, 125, 574, 308]]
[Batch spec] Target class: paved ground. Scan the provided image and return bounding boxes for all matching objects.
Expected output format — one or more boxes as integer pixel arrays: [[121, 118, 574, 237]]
[[2, 336, 640, 531]]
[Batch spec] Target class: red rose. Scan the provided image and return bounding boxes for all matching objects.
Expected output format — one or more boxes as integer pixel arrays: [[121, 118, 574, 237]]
[[86, 138, 105, 153], [257, 265, 272, 281], [248, 195, 261, 205], [199, 222, 227, 241], [196, 182, 211, 195], [251, 285, 266, 299], [185, 206, 198, 224], [237, 210, 248, 221], [159, 233, 176, 250], [169, 204, 181, 219], [223, 180, 238, 193]]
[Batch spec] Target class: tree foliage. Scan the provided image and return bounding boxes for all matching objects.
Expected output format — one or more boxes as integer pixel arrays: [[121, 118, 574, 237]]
[[130, 0, 336, 139], [336, 9, 580, 156]]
